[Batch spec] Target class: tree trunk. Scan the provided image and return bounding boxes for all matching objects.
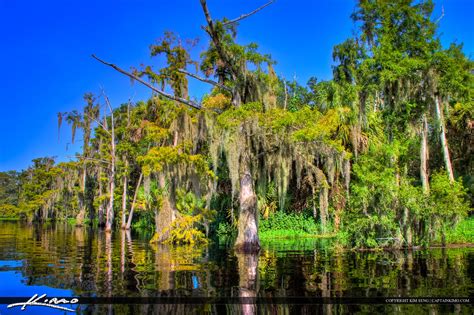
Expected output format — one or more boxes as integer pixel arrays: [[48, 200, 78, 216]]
[[319, 185, 329, 233], [152, 132, 179, 243], [75, 166, 87, 226], [403, 206, 413, 247], [121, 159, 128, 228], [105, 111, 116, 233], [152, 173, 177, 243], [312, 186, 318, 220], [420, 113, 430, 193], [125, 172, 143, 230], [97, 140, 105, 227], [234, 155, 260, 253], [105, 165, 115, 232], [435, 96, 454, 182]]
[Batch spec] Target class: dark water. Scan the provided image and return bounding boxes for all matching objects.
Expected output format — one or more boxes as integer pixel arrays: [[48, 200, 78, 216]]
[[0, 221, 472, 314]]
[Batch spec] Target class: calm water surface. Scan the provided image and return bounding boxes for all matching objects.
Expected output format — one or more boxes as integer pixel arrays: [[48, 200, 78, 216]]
[[0, 221, 472, 314]]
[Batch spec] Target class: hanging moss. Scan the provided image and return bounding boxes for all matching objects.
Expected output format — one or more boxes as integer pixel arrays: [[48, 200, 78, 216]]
[[201, 99, 352, 229]]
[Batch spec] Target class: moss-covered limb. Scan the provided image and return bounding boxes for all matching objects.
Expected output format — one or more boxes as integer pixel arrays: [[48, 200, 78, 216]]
[[208, 103, 353, 237]]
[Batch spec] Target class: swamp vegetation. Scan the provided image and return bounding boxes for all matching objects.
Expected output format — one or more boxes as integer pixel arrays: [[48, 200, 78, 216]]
[[0, 0, 473, 252]]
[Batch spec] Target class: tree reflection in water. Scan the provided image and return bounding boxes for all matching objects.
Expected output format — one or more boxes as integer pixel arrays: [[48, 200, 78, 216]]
[[237, 252, 259, 315], [0, 221, 472, 314]]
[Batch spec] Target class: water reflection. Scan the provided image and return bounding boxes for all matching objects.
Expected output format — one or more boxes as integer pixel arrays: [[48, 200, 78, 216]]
[[0, 221, 472, 314], [237, 252, 258, 315]]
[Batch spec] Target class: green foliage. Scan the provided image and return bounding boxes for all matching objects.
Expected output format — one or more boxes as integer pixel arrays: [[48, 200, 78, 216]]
[[0, 204, 20, 218], [138, 144, 214, 180], [259, 211, 319, 238], [215, 221, 236, 241], [152, 190, 215, 246], [429, 171, 470, 218], [345, 144, 401, 248], [427, 171, 471, 242], [1, 0, 472, 252], [345, 144, 472, 248], [153, 214, 208, 246], [442, 216, 474, 244], [257, 182, 278, 219], [132, 210, 155, 233], [0, 171, 20, 208]]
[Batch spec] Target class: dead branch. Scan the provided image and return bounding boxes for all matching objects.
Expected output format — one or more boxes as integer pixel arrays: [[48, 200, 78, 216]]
[[435, 5, 444, 24], [92, 54, 202, 110], [223, 0, 274, 26], [178, 69, 232, 92], [67, 155, 111, 165], [85, 112, 111, 135], [199, 0, 238, 78]]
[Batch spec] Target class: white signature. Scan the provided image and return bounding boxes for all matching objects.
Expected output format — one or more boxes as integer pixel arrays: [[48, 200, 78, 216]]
[[7, 294, 78, 312]]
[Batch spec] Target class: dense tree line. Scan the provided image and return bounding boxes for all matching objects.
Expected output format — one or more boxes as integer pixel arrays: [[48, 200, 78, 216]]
[[0, 0, 472, 250]]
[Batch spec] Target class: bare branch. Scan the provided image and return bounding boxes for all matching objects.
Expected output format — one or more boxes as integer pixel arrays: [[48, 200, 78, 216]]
[[102, 90, 114, 113], [435, 5, 444, 24], [85, 112, 110, 135], [178, 69, 232, 92], [92, 54, 202, 110], [223, 0, 274, 26], [67, 155, 111, 165], [199, 0, 238, 79]]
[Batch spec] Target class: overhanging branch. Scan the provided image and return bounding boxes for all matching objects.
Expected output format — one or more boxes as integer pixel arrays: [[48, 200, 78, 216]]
[[92, 54, 202, 110], [223, 0, 275, 26], [178, 69, 232, 92]]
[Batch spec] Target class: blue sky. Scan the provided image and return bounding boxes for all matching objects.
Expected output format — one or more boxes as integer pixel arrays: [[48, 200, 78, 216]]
[[0, 0, 472, 171]]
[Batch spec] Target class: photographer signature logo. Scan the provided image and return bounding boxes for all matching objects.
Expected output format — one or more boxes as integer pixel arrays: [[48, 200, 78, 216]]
[[7, 294, 78, 312]]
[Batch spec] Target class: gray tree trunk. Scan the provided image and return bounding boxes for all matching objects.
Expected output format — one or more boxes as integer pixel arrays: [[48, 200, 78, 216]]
[[121, 159, 128, 228], [420, 114, 430, 193], [435, 96, 454, 182], [125, 172, 143, 230], [75, 166, 87, 225], [105, 109, 116, 232], [319, 185, 329, 232], [234, 155, 260, 253]]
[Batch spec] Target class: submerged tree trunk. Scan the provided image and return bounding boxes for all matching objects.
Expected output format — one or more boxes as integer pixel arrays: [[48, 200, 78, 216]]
[[420, 113, 430, 193], [435, 96, 454, 183], [234, 155, 260, 253]]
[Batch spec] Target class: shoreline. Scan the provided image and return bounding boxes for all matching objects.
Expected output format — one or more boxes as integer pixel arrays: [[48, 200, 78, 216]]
[[1, 219, 472, 251]]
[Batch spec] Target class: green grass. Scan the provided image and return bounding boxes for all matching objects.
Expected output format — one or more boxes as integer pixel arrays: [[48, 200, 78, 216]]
[[259, 229, 336, 240], [444, 216, 474, 244], [0, 217, 21, 221]]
